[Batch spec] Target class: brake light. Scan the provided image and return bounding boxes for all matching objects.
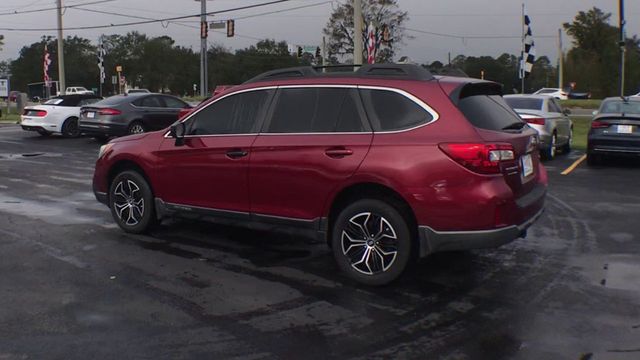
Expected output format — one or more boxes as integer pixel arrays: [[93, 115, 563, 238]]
[[98, 108, 121, 115], [591, 121, 610, 129], [439, 143, 515, 175], [524, 117, 545, 125], [23, 109, 47, 117]]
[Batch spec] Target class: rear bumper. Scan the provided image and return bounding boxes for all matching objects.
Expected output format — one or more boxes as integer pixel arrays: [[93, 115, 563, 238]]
[[21, 119, 59, 133], [588, 135, 640, 156], [418, 207, 544, 256], [79, 121, 128, 137]]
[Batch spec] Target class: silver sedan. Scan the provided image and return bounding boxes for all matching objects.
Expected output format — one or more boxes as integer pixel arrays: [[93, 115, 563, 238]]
[[504, 94, 573, 159]]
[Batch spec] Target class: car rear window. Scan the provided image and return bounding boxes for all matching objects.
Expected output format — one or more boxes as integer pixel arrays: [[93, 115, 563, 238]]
[[504, 97, 543, 111], [458, 95, 524, 131], [96, 96, 127, 106], [536, 89, 556, 94], [600, 100, 640, 114]]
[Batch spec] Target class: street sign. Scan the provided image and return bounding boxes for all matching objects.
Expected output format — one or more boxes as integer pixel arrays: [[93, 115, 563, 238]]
[[111, 75, 117, 85], [119, 75, 125, 86], [116, 65, 122, 72], [209, 21, 226, 29], [0, 79, 8, 97]]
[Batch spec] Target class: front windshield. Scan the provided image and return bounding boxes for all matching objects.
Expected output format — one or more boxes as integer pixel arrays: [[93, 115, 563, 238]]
[[44, 98, 64, 105], [600, 100, 640, 114]]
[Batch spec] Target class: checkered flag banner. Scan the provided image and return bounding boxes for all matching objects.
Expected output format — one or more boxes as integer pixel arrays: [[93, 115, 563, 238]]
[[97, 39, 106, 84], [43, 44, 52, 87], [520, 8, 536, 79]]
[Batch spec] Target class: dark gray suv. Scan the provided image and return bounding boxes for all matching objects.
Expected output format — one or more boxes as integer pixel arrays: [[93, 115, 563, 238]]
[[79, 93, 191, 139]]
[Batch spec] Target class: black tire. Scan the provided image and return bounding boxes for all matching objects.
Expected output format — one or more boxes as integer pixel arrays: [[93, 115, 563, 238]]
[[61, 117, 81, 138], [128, 121, 146, 135], [108, 170, 156, 234], [331, 199, 412, 286], [36, 129, 51, 137], [543, 132, 557, 160], [587, 152, 601, 166], [561, 129, 572, 154]]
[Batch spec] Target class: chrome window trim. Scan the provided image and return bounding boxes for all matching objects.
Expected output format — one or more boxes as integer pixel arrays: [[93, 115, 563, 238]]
[[163, 86, 278, 138], [163, 84, 440, 138]]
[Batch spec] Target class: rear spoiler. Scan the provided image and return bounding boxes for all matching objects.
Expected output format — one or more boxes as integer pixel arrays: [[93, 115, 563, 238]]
[[449, 81, 503, 106]]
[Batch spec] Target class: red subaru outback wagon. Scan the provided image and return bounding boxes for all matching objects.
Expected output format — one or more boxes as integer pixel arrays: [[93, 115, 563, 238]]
[[93, 64, 547, 285]]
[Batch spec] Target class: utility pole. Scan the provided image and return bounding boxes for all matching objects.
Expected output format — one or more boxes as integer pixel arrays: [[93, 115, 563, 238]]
[[353, 0, 363, 66], [322, 36, 327, 69], [56, 0, 66, 95], [558, 28, 563, 89], [619, 0, 626, 97], [520, 3, 525, 94], [199, 0, 208, 97]]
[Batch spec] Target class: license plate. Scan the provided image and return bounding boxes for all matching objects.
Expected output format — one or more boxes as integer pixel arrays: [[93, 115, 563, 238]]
[[521, 154, 534, 178], [87, 112, 95, 119], [617, 125, 633, 134]]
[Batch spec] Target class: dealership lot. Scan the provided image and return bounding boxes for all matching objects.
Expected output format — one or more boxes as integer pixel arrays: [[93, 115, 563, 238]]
[[0, 125, 639, 359]]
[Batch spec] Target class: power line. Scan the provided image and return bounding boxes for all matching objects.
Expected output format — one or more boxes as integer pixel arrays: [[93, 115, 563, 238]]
[[0, 0, 292, 30], [402, 27, 556, 40], [0, 0, 115, 17]]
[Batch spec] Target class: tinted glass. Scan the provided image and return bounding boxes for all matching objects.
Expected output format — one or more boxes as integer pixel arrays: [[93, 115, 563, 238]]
[[267, 88, 365, 133], [78, 98, 101, 106], [458, 95, 524, 131], [97, 96, 128, 106], [600, 100, 640, 114], [140, 96, 163, 108], [188, 90, 272, 135], [548, 99, 563, 113], [504, 97, 543, 111], [536, 89, 556, 94], [163, 96, 187, 109], [360, 89, 432, 131]]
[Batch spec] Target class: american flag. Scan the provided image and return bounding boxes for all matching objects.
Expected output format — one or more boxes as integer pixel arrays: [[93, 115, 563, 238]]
[[43, 44, 52, 87], [366, 22, 377, 64], [520, 7, 536, 79], [97, 39, 106, 84]]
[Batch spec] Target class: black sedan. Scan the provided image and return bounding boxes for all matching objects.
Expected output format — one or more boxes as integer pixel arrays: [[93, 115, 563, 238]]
[[587, 97, 640, 165], [79, 93, 191, 139]]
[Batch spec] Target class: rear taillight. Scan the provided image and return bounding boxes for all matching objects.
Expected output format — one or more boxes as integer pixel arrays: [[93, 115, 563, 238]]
[[98, 108, 121, 116], [439, 143, 515, 175], [524, 117, 545, 125], [591, 121, 610, 129]]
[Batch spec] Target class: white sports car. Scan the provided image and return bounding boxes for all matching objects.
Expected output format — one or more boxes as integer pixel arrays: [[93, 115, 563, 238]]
[[21, 94, 102, 137]]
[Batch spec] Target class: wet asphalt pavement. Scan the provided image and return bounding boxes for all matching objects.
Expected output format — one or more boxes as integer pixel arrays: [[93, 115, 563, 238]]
[[0, 124, 639, 360]]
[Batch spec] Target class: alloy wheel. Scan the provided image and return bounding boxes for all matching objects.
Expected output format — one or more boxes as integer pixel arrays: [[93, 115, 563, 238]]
[[129, 123, 145, 134], [113, 179, 145, 226], [341, 212, 398, 275]]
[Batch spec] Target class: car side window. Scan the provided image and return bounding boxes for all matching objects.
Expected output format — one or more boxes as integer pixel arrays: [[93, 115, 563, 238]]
[[548, 99, 562, 113], [360, 89, 433, 131], [265, 88, 367, 133], [163, 96, 188, 109], [186, 89, 273, 135], [139, 96, 163, 108]]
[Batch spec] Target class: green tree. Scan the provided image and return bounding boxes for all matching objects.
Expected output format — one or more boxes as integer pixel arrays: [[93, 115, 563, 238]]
[[0, 34, 4, 50], [323, 0, 408, 63], [562, 7, 628, 97]]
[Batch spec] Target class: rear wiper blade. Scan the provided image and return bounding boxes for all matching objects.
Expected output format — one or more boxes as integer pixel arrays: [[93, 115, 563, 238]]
[[502, 122, 526, 130]]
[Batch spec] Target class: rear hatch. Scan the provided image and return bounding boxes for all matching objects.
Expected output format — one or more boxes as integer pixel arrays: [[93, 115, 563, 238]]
[[591, 114, 640, 140], [450, 82, 542, 198]]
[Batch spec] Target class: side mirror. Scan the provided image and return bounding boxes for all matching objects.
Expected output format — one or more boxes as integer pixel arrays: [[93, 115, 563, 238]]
[[563, 108, 571, 116], [170, 122, 186, 146]]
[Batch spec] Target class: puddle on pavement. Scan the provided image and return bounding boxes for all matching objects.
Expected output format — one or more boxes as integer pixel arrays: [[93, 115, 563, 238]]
[[0, 152, 62, 160], [572, 254, 640, 293], [0, 192, 107, 225]]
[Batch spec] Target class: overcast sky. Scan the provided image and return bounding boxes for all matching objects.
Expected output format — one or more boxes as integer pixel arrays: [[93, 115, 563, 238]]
[[0, 0, 638, 65]]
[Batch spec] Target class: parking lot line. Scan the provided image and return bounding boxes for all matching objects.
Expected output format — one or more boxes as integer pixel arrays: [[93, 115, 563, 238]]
[[561, 154, 587, 175]]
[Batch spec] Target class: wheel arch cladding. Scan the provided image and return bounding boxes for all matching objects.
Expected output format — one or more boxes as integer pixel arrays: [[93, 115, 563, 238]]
[[327, 182, 418, 251], [107, 160, 155, 203]]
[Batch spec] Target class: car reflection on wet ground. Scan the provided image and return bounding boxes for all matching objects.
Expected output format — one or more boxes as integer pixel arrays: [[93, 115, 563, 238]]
[[0, 124, 639, 359]]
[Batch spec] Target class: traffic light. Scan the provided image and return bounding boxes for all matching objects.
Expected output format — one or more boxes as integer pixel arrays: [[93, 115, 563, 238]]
[[297, 46, 303, 58], [315, 46, 321, 58], [200, 21, 208, 39], [226, 19, 235, 38]]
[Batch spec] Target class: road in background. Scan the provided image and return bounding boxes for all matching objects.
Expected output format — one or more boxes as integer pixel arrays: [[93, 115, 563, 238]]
[[0, 125, 639, 359]]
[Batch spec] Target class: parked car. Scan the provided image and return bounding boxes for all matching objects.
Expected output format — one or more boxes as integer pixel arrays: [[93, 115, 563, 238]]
[[504, 94, 573, 159], [533, 88, 568, 100], [92, 64, 547, 285], [78, 93, 191, 139], [20, 94, 103, 137], [587, 97, 640, 165], [65, 87, 94, 95]]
